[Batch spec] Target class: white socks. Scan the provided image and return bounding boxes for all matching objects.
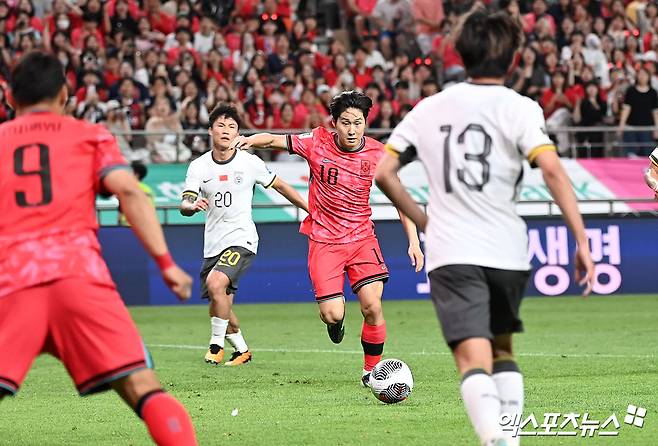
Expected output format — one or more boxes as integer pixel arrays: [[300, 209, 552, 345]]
[[493, 360, 524, 446], [209, 317, 228, 347], [461, 369, 504, 444], [225, 329, 249, 353]]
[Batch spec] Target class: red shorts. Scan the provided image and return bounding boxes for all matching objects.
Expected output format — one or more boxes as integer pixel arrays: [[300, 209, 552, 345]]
[[308, 236, 389, 302], [0, 278, 151, 396]]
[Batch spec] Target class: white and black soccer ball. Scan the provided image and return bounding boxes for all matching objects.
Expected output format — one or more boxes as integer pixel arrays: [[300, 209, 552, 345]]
[[369, 359, 414, 404]]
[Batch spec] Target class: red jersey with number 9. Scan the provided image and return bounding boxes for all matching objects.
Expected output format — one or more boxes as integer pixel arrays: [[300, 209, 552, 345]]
[[286, 126, 384, 244], [0, 111, 128, 298]]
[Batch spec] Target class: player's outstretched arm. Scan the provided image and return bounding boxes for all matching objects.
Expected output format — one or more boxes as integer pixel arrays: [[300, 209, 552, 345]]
[[231, 133, 288, 151], [270, 177, 309, 213], [179, 194, 209, 216], [103, 169, 193, 301], [534, 150, 595, 296], [643, 149, 658, 200], [397, 209, 424, 272], [375, 153, 428, 231]]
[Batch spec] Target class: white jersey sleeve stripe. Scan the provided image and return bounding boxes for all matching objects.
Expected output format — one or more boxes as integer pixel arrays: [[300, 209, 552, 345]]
[[527, 144, 557, 165], [263, 175, 277, 189]]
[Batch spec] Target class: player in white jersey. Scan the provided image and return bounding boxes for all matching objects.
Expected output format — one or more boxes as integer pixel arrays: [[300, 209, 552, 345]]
[[180, 103, 308, 366], [375, 10, 595, 446]]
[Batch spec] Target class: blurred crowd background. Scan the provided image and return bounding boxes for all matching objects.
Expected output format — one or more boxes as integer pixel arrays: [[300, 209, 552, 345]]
[[0, 0, 657, 162]]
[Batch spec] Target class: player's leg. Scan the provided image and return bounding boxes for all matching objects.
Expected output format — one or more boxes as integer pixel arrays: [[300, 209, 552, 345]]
[[347, 237, 390, 385], [429, 266, 506, 445], [224, 308, 252, 366], [205, 269, 233, 364], [0, 285, 50, 400], [488, 268, 531, 446], [492, 334, 523, 446], [355, 281, 386, 386], [308, 240, 348, 343], [111, 369, 197, 446], [47, 279, 197, 445], [206, 247, 255, 365]]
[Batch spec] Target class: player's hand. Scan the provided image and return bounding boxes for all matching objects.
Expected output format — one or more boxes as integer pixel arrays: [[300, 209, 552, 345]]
[[231, 135, 252, 151], [408, 244, 424, 273], [162, 265, 193, 301], [192, 197, 209, 212], [574, 244, 595, 297]]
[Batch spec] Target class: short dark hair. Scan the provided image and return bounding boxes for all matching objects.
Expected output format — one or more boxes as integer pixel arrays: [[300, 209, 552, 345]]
[[455, 10, 522, 79], [208, 102, 242, 128], [10, 51, 67, 107], [329, 90, 373, 121], [131, 161, 148, 180]]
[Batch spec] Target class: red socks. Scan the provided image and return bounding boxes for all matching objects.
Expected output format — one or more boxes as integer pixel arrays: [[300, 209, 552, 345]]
[[361, 321, 386, 371], [138, 390, 197, 446]]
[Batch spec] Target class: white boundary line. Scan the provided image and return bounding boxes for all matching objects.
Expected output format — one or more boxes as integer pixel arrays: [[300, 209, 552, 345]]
[[148, 344, 656, 359]]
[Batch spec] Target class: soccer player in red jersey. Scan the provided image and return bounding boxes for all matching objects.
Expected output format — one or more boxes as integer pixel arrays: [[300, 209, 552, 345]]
[[0, 52, 198, 446], [231, 91, 424, 385]]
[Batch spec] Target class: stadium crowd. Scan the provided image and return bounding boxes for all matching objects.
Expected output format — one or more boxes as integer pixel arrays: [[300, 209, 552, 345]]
[[0, 0, 657, 160]]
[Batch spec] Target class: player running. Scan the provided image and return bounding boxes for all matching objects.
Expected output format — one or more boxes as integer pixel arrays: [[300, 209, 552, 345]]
[[0, 52, 197, 445], [375, 10, 596, 446], [230, 91, 424, 385], [180, 103, 308, 366]]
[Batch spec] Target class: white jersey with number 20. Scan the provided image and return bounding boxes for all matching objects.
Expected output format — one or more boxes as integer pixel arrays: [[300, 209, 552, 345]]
[[183, 150, 276, 258], [387, 82, 555, 272]]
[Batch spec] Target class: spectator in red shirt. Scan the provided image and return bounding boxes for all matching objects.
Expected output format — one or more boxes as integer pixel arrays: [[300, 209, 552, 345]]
[[145, 0, 175, 35], [7, 0, 44, 33], [72, 13, 105, 49], [272, 101, 295, 129], [432, 21, 465, 83], [541, 70, 576, 152], [352, 46, 373, 90], [243, 79, 273, 129]]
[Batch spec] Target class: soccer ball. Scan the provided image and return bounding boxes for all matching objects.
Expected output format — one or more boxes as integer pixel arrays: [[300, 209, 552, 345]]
[[369, 359, 414, 404]]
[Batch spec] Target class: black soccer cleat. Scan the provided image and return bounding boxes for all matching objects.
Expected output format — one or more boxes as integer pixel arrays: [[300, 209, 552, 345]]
[[327, 319, 345, 344], [361, 372, 371, 388]]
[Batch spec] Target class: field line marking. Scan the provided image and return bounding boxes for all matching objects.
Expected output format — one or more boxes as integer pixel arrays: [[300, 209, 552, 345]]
[[147, 344, 656, 359]]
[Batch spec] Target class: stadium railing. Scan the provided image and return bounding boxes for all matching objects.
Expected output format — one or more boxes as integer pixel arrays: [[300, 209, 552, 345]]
[[111, 126, 658, 162]]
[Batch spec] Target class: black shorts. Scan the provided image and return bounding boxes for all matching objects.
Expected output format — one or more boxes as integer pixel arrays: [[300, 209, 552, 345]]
[[200, 246, 255, 298], [428, 265, 531, 348]]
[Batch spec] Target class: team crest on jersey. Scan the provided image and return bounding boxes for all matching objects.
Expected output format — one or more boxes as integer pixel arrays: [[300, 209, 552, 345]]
[[360, 160, 371, 176], [235, 172, 244, 185]]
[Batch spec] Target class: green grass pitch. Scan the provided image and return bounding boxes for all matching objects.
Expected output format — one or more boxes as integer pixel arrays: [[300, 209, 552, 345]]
[[2, 296, 657, 445]]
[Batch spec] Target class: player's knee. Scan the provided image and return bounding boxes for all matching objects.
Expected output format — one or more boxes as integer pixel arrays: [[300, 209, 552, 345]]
[[360, 300, 382, 319], [206, 274, 229, 300], [319, 308, 343, 325]]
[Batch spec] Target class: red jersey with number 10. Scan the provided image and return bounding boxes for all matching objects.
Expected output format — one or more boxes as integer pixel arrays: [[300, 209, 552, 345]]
[[286, 126, 384, 244], [0, 112, 128, 298]]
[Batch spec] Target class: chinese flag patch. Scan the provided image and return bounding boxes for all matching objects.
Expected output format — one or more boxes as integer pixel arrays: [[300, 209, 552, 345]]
[[219, 175, 229, 181]]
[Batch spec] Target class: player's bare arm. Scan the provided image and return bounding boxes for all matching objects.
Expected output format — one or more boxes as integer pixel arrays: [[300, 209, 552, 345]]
[[643, 152, 658, 199], [231, 133, 287, 151], [103, 169, 193, 301], [374, 152, 428, 231], [271, 177, 309, 213], [397, 209, 424, 273], [534, 149, 595, 296], [179, 192, 209, 216]]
